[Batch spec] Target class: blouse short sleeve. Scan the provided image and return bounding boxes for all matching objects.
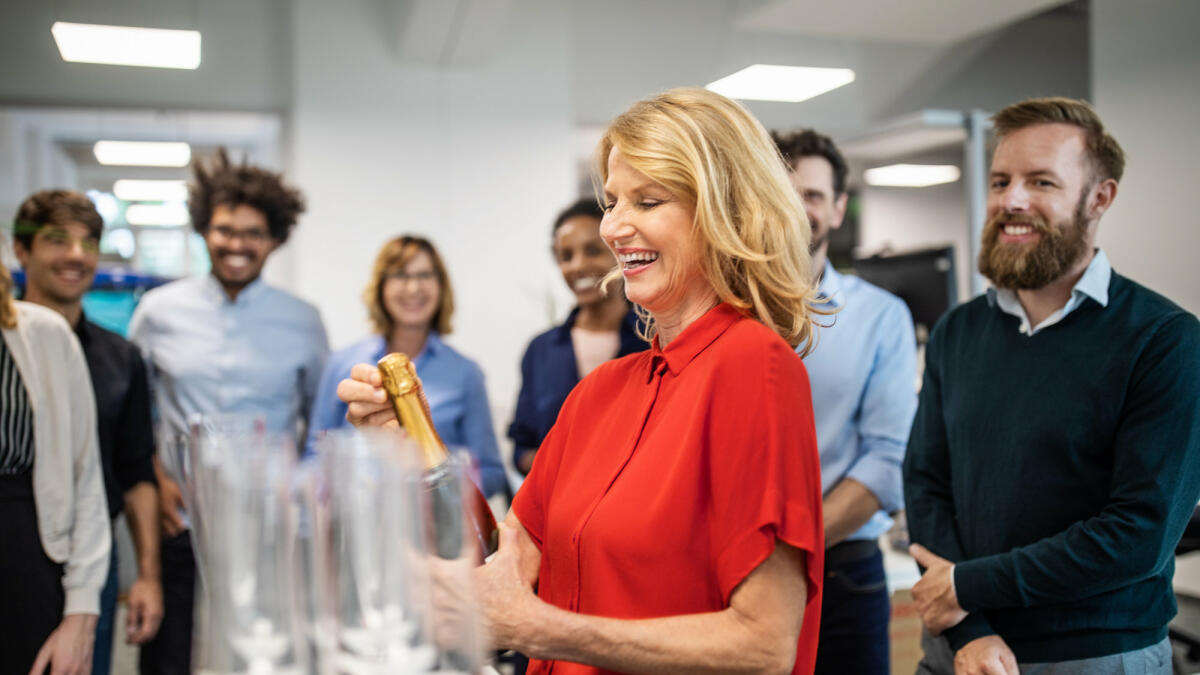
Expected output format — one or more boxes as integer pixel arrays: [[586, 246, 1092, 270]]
[[706, 335, 825, 604]]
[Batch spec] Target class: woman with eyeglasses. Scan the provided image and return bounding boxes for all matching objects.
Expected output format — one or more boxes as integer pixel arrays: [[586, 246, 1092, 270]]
[[305, 235, 507, 498]]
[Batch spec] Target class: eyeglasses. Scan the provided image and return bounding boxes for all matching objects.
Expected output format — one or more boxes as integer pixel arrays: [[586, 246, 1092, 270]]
[[210, 225, 271, 244], [386, 270, 438, 285], [37, 228, 101, 256]]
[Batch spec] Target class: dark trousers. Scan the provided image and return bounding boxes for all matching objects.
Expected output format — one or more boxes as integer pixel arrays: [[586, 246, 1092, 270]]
[[814, 540, 891, 675], [0, 473, 64, 675], [139, 532, 195, 675]]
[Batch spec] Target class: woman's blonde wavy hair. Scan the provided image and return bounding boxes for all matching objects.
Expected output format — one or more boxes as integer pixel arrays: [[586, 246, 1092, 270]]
[[596, 87, 826, 353]]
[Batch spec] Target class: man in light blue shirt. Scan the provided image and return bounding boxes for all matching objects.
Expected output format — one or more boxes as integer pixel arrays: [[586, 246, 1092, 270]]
[[128, 149, 328, 675], [775, 129, 917, 674]]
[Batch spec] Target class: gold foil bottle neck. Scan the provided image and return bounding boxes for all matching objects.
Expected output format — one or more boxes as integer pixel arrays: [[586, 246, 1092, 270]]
[[377, 352, 447, 469], [378, 352, 419, 398]]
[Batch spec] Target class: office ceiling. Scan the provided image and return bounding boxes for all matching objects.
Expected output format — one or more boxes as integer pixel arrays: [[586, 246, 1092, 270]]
[[737, 0, 1072, 45]]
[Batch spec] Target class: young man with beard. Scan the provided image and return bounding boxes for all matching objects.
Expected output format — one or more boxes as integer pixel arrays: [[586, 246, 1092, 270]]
[[904, 97, 1200, 674], [13, 190, 163, 674], [129, 150, 329, 674], [773, 130, 917, 674]]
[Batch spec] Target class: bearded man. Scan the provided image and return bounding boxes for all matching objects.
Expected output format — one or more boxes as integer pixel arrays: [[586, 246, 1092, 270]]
[[903, 97, 1200, 675]]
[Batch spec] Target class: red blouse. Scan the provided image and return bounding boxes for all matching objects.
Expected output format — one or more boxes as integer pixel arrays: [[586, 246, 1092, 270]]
[[513, 303, 825, 675]]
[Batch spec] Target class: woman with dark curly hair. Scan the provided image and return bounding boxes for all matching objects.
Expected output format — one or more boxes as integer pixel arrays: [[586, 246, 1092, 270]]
[[507, 198, 647, 477]]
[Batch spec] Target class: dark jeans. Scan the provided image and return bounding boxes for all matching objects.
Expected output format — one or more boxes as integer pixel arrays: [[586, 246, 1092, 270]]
[[814, 541, 891, 675], [93, 540, 119, 675], [139, 532, 195, 675]]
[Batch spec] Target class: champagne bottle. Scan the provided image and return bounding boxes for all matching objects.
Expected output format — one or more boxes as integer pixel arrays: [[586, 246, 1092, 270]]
[[377, 353, 499, 559]]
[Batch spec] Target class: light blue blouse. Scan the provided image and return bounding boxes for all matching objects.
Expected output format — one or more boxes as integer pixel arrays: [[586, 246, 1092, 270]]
[[306, 333, 507, 497]]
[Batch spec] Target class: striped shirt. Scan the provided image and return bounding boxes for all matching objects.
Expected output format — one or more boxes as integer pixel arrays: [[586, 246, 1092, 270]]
[[0, 335, 34, 474]]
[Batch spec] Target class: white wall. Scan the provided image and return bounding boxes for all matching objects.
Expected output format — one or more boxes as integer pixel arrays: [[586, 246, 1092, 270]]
[[1091, 0, 1200, 594], [1092, 0, 1200, 317], [287, 0, 576, 445]]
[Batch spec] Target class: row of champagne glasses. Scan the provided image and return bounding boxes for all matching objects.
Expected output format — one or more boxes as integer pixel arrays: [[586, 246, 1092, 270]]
[[174, 416, 487, 674]]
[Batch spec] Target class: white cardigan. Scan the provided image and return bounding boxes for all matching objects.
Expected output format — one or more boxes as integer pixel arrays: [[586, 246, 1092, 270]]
[[1, 301, 109, 615]]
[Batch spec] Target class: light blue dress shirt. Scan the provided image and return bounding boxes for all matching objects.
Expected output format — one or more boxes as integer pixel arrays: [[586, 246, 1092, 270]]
[[988, 249, 1112, 334], [128, 275, 329, 482], [306, 333, 507, 498], [801, 262, 918, 542]]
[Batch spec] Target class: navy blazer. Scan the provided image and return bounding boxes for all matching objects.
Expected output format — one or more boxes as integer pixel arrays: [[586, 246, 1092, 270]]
[[508, 307, 646, 474]]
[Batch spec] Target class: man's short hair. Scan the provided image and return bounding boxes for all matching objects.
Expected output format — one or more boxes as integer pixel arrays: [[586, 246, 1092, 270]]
[[13, 189, 104, 250], [771, 129, 849, 197], [992, 97, 1125, 183], [189, 148, 306, 243]]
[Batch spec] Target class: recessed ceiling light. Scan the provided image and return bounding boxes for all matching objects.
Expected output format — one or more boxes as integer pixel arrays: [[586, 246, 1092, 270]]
[[113, 179, 188, 202], [864, 164, 961, 187], [125, 202, 190, 227], [51, 22, 201, 69], [94, 141, 192, 167], [706, 64, 855, 103]]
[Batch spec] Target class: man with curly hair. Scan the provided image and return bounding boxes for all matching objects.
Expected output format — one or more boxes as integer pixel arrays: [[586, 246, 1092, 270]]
[[129, 149, 328, 674]]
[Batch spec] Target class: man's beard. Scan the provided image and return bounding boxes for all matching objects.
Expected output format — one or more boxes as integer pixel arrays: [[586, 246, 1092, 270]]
[[978, 196, 1090, 290]]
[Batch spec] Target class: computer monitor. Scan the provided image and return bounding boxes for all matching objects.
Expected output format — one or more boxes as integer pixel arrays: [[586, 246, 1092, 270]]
[[852, 246, 957, 342]]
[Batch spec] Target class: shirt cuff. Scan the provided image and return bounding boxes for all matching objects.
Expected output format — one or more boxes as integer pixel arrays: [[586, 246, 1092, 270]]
[[845, 445, 904, 514], [63, 584, 104, 616]]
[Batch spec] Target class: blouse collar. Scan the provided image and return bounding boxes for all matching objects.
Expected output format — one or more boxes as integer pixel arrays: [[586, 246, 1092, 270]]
[[650, 302, 743, 377]]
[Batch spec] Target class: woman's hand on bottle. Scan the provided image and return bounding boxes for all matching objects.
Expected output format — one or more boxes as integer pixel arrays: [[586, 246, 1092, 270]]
[[338, 363, 399, 429]]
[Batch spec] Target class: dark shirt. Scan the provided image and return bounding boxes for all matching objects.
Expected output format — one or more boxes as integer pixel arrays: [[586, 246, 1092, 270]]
[[75, 316, 157, 520], [903, 272, 1200, 662], [508, 307, 646, 474]]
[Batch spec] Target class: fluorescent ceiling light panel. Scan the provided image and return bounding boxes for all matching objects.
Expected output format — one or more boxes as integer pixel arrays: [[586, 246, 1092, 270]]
[[864, 164, 961, 187], [125, 202, 190, 227], [94, 141, 191, 167], [706, 64, 855, 103], [113, 179, 188, 202], [51, 22, 201, 69]]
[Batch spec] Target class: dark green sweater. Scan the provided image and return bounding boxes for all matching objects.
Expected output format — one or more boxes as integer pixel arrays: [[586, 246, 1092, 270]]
[[904, 272, 1200, 662]]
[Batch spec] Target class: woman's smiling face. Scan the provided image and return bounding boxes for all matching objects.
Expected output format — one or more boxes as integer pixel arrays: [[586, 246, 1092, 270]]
[[553, 214, 615, 307], [599, 148, 710, 317]]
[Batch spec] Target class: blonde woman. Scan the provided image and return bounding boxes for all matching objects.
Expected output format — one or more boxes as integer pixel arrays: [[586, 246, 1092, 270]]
[[339, 88, 826, 673], [306, 234, 506, 497], [0, 258, 109, 675]]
